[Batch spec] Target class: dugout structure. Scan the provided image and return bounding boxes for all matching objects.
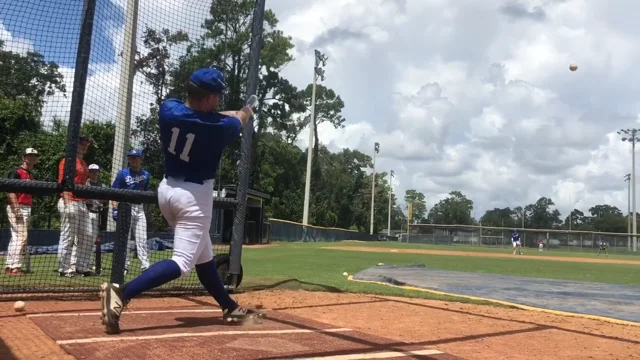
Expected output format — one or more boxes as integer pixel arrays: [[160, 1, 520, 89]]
[[0, 0, 266, 300]]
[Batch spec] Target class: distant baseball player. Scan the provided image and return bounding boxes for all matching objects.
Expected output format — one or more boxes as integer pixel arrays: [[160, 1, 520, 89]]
[[100, 67, 262, 334], [511, 230, 522, 255], [538, 239, 544, 252], [57, 135, 95, 277], [597, 240, 608, 257], [110, 150, 151, 274], [4, 148, 40, 275]]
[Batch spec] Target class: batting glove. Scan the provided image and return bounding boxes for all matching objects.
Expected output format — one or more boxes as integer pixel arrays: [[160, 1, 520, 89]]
[[112, 208, 118, 221]]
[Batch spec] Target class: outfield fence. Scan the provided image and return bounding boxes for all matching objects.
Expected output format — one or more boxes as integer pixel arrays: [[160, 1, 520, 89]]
[[405, 224, 638, 255], [268, 219, 380, 242]]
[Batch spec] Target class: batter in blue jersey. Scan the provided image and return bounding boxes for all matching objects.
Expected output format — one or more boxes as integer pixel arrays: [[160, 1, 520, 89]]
[[110, 149, 151, 273], [99, 67, 262, 334]]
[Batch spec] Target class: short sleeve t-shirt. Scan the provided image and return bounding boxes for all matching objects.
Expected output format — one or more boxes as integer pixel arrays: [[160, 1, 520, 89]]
[[58, 158, 88, 201], [8, 167, 34, 206], [158, 99, 242, 182]]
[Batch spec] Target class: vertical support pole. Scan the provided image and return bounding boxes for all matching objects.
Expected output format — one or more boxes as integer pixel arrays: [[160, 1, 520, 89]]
[[62, 0, 97, 187], [229, 0, 265, 288], [108, 0, 139, 232], [111, 202, 131, 284]]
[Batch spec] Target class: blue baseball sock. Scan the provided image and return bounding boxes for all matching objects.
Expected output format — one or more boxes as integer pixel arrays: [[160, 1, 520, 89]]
[[195, 259, 238, 311], [122, 259, 181, 301]]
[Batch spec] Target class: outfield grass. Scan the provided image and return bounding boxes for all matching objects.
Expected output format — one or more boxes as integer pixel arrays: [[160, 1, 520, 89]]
[[330, 240, 640, 261], [2, 241, 639, 306], [241, 242, 640, 287]]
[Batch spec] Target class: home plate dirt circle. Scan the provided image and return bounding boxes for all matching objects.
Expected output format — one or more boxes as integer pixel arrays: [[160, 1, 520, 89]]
[[27, 307, 464, 359]]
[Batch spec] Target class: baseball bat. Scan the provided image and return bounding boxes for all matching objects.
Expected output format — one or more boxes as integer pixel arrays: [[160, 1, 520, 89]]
[[95, 236, 102, 275]]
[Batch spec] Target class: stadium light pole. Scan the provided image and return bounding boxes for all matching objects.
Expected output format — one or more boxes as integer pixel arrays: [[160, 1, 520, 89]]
[[618, 129, 639, 252], [302, 49, 328, 226], [387, 170, 394, 236], [625, 173, 631, 251], [108, 0, 139, 232], [370, 142, 380, 235]]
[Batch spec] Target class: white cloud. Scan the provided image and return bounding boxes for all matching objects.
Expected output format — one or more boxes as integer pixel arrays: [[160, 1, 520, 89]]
[[0, 22, 34, 54], [271, 0, 640, 218]]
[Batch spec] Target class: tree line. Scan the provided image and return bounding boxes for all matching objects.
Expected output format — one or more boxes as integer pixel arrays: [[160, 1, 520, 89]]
[[0, 0, 632, 235]]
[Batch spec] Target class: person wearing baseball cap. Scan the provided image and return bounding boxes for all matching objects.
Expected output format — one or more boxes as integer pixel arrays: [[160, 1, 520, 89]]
[[111, 149, 151, 274], [79, 164, 108, 273], [57, 134, 95, 277], [5, 148, 40, 275]]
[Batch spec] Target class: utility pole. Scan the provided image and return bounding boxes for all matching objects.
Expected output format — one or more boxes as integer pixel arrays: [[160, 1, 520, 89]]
[[625, 173, 631, 251], [370, 142, 380, 235], [108, 0, 139, 232], [387, 170, 394, 237], [618, 129, 639, 252], [302, 49, 328, 226]]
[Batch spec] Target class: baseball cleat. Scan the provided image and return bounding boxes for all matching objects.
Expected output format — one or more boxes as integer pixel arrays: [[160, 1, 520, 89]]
[[223, 306, 265, 325], [100, 283, 126, 334]]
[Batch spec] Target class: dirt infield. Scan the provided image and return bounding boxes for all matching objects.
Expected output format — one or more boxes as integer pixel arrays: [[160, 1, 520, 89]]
[[322, 246, 640, 265], [2, 290, 639, 360]]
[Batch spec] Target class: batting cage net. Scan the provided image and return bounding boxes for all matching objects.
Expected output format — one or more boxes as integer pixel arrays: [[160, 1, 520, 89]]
[[0, 0, 264, 300]]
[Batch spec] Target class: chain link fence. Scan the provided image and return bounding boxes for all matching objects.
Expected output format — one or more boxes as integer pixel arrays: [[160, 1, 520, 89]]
[[404, 224, 637, 255]]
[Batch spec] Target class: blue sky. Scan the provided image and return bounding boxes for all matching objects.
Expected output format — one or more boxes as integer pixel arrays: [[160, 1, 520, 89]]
[[0, 0, 124, 67]]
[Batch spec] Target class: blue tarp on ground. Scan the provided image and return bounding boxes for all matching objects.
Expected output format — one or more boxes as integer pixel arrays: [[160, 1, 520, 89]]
[[353, 264, 640, 323]]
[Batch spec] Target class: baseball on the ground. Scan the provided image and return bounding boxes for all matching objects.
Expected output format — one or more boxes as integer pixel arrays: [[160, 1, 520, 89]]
[[14, 301, 26, 312], [342, 272, 348, 276], [377, 263, 385, 266]]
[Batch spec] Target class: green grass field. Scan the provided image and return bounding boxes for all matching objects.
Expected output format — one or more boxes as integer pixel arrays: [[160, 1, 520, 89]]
[[2, 241, 639, 306]]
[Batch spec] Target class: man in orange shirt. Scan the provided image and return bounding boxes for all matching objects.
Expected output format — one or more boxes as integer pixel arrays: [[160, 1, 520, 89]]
[[57, 135, 95, 277]]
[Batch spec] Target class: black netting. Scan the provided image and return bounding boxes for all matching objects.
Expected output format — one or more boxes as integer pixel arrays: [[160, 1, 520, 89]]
[[0, 0, 265, 300]]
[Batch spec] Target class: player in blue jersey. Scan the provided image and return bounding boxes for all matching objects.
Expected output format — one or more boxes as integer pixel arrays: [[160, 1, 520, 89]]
[[99, 67, 261, 334], [111, 149, 151, 274], [511, 230, 522, 255]]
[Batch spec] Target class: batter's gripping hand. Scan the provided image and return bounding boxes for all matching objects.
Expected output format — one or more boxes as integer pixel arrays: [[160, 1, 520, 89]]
[[112, 208, 118, 221]]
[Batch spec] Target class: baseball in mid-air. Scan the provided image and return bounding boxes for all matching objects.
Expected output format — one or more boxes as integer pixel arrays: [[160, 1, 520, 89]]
[[569, 63, 578, 71], [342, 272, 348, 276], [14, 301, 26, 312]]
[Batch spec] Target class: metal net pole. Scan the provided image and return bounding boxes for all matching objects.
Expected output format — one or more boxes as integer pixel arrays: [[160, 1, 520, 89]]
[[62, 0, 97, 187], [228, 0, 266, 287]]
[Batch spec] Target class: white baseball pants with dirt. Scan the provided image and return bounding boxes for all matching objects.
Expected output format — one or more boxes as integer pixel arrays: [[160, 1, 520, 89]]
[[5, 205, 31, 270], [57, 199, 93, 273], [157, 176, 214, 277], [124, 203, 150, 271]]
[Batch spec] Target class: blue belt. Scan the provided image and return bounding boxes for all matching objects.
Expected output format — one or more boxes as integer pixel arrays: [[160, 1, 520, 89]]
[[164, 175, 206, 185]]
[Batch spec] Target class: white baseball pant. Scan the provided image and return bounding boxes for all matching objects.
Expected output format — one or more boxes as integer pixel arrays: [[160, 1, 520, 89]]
[[124, 203, 150, 271], [70, 210, 100, 271], [157, 176, 214, 277], [5, 205, 31, 270], [57, 199, 93, 273]]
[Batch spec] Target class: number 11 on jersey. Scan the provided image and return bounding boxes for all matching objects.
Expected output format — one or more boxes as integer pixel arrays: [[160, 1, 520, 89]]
[[168, 127, 195, 162]]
